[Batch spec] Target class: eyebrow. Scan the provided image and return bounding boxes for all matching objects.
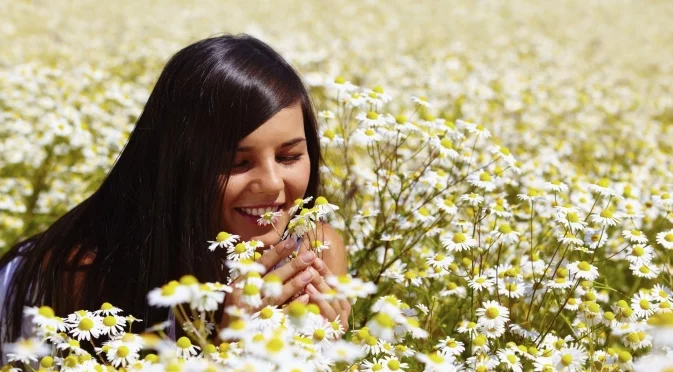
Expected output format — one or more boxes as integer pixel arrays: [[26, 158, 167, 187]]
[[236, 137, 306, 152]]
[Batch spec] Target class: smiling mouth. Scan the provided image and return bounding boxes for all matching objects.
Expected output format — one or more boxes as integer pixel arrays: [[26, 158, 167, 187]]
[[234, 205, 284, 223]]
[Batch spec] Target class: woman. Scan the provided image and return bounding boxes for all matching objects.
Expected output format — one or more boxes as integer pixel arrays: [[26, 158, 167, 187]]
[[0, 34, 349, 349]]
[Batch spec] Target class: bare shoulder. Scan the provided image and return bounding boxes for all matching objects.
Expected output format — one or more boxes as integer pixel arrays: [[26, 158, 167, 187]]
[[300, 222, 347, 275]]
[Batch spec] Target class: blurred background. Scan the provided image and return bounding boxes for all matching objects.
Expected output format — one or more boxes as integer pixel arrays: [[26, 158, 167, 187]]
[[1, 0, 673, 254]]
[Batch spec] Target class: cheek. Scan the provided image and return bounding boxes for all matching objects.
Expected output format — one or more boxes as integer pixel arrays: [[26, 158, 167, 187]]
[[221, 176, 246, 208], [286, 158, 311, 197]]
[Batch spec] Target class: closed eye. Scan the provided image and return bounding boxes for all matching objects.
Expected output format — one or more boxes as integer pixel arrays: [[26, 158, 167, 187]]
[[231, 155, 303, 170], [278, 155, 303, 164]]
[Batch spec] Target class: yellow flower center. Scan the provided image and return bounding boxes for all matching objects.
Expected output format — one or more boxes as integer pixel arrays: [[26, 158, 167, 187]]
[[266, 338, 284, 353], [567, 212, 579, 223], [177, 337, 192, 349], [366, 111, 379, 120], [117, 345, 130, 358], [179, 275, 198, 285], [242, 284, 259, 296], [640, 299, 650, 310], [485, 307, 499, 319], [38, 306, 55, 318], [498, 224, 512, 234], [577, 261, 591, 271], [234, 243, 246, 254], [78, 317, 94, 331], [440, 138, 453, 149], [561, 353, 573, 366], [600, 210, 613, 218], [216, 232, 230, 242], [313, 328, 325, 341], [453, 233, 467, 243], [103, 316, 116, 327]]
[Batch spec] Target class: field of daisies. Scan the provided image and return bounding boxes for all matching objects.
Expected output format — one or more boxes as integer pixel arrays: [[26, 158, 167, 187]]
[[3, 0, 673, 371]]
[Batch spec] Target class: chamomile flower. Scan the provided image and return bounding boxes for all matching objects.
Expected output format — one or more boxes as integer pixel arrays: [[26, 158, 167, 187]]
[[227, 242, 256, 261], [5, 337, 50, 364], [411, 95, 432, 107], [225, 259, 266, 276], [467, 171, 497, 191], [492, 223, 521, 245], [441, 232, 477, 252], [310, 239, 331, 253], [588, 179, 618, 197], [631, 292, 655, 319], [460, 192, 484, 207], [591, 209, 622, 226], [625, 244, 653, 265], [95, 302, 123, 316], [583, 228, 607, 250], [356, 111, 390, 127], [66, 312, 102, 341], [430, 136, 460, 159], [207, 231, 240, 251], [354, 127, 382, 145], [321, 339, 366, 363], [655, 229, 673, 249], [544, 180, 569, 193], [175, 336, 201, 359], [106, 344, 139, 368], [622, 229, 649, 244], [497, 348, 522, 372], [416, 351, 459, 372], [652, 284, 673, 302], [147, 281, 191, 307], [262, 273, 283, 299], [555, 211, 587, 233], [468, 275, 495, 292], [313, 196, 339, 219], [476, 300, 510, 328], [551, 343, 587, 371], [436, 337, 465, 356], [250, 306, 284, 331], [567, 261, 599, 281], [630, 262, 660, 279], [100, 314, 126, 336], [437, 197, 458, 215], [289, 196, 313, 216], [426, 253, 453, 270], [257, 210, 282, 226], [190, 283, 225, 312]]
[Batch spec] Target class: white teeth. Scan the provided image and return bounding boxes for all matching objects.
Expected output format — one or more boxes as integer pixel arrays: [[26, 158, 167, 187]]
[[240, 206, 280, 216]]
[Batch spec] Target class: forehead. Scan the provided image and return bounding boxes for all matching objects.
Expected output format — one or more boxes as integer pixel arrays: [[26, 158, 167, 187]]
[[238, 103, 304, 148]]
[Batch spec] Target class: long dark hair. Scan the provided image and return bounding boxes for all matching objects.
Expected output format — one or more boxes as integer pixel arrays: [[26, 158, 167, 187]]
[[0, 34, 321, 345]]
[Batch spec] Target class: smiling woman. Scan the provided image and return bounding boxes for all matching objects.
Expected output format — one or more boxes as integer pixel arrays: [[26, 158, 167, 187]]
[[0, 33, 348, 349]]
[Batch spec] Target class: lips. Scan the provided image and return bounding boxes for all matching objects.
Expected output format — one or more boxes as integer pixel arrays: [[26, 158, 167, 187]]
[[234, 204, 284, 225]]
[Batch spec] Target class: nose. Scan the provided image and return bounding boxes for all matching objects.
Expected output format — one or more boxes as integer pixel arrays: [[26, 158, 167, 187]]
[[249, 158, 284, 196]]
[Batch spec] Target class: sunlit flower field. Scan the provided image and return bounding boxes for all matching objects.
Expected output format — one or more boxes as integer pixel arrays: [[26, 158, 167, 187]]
[[2, 0, 673, 370]]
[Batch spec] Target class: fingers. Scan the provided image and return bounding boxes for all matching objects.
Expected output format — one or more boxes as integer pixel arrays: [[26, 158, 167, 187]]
[[256, 238, 297, 273], [266, 251, 317, 283], [263, 267, 316, 307], [305, 283, 337, 320]]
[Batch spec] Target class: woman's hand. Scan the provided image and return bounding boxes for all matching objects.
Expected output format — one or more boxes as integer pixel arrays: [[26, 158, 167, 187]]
[[304, 257, 351, 332], [220, 238, 318, 327]]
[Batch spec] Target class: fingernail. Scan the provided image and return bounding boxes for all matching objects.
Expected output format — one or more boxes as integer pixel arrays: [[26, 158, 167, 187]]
[[279, 239, 292, 251], [313, 258, 324, 270], [306, 284, 318, 294], [298, 294, 309, 303], [301, 251, 315, 263], [300, 269, 313, 282]]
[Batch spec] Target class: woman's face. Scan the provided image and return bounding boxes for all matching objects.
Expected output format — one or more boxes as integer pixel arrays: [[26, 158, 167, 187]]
[[220, 102, 311, 246]]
